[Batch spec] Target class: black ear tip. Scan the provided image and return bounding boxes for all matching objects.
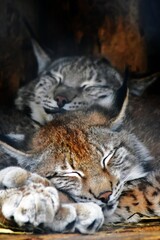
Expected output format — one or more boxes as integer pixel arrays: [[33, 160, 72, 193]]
[[114, 66, 129, 112], [124, 65, 130, 83]]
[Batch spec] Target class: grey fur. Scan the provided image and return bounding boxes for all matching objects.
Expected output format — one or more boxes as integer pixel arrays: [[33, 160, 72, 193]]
[[15, 41, 122, 124]]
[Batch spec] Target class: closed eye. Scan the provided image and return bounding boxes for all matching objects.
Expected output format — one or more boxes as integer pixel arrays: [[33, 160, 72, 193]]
[[98, 95, 108, 99], [46, 171, 84, 180], [80, 82, 110, 90], [61, 171, 85, 178], [101, 149, 117, 169], [80, 82, 105, 89]]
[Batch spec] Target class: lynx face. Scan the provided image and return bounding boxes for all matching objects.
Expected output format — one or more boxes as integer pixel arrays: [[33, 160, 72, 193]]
[[33, 116, 152, 211], [15, 43, 122, 124]]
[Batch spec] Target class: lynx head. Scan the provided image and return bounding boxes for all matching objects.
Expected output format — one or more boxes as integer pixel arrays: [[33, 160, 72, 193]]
[[0, 79, 153, 215], [15, 40, 123, 124]]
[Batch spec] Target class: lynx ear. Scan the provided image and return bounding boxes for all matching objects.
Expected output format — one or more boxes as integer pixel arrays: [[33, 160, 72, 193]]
[[0, 140, 36, 170], [31, 39, 51, 74], [129, 72, 160, 96], [109, 67, 129, 130]]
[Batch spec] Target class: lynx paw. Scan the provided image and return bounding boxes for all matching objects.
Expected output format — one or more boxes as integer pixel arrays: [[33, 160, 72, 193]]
[[0, 184, 104, 233], [1, 183, 59, 227], [46, 202, 104, 234], [73, 202, 104, 234], [0, 167, 104, 233]]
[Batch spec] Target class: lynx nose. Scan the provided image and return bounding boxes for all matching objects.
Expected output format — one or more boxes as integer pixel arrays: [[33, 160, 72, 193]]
[[98, 191, 112, 203], [55, 95, 68, 108]]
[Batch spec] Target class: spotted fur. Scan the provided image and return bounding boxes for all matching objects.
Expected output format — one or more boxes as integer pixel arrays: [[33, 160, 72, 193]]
[[104, 171, 160, 223]]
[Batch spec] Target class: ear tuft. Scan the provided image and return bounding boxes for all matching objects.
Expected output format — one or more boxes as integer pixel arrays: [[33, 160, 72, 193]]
[[114, 66, 129, 113], [110, 67, 129, 130]]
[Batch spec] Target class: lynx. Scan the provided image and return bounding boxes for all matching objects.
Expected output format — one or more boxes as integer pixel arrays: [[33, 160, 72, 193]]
[[15, 40, 123, 125], [1, 78, 160, 234], [15, 39, 160, 126]]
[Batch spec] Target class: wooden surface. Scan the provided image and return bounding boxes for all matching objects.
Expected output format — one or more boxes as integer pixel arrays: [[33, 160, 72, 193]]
[[0, 220, 160, 240]]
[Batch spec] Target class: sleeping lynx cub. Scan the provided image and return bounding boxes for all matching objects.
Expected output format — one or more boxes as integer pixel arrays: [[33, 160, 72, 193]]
[[1, 78, 160, 234], [15, 40, 160, 126], [15, 41, 122, 124]]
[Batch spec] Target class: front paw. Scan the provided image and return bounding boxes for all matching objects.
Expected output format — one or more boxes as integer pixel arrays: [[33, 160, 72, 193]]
[[1, 183, 59, 228], [0, 183, 104, 234], [48, 202, 104, 234], [74, 202, 104, 234]]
